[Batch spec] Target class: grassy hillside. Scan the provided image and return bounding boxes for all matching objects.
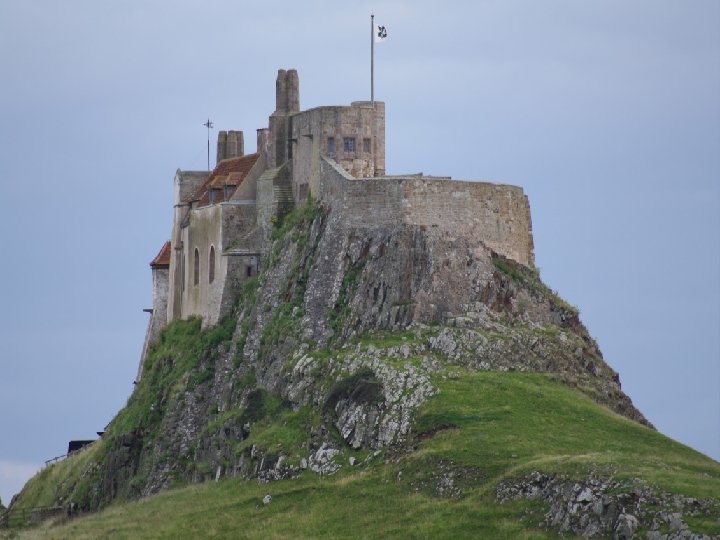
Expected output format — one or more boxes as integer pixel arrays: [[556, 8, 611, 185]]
[[7, 371, 719, 539]]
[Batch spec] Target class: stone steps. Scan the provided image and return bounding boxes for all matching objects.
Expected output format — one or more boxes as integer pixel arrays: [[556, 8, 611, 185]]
[[274, 181, 294, 218]]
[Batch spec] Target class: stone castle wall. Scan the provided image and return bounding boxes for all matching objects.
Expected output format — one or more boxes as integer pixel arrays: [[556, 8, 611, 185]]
[[137, 266, 169, 380], [178, 204, 223, 323], [167, 170, 208, 321], [317, 158, 534, 266], [178, 201, 262, 326]]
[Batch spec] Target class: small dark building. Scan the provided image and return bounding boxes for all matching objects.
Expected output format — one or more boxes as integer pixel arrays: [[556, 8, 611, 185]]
[[67, 440, 94, 454]]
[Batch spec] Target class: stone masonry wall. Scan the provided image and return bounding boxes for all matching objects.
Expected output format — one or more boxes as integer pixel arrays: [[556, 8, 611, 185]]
[[167, 170, 208, 321], [218, 203, 262, 321], [317, 158, 534, 266], [137, 266, 169, 380], [291, 102, 385, 202], [179, 202, 263, 326], [179, 205, 222, 324]]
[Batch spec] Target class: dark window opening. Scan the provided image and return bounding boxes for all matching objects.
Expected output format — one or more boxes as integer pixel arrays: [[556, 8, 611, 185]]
[[343, 137, 356, 153], [246, 265, 253, 277], [327, 137, 336, 154], [209, 246, 216, 284], [193, 248, 200, 286], [181, 255, 186, 291], [363, 137, 371, 153]]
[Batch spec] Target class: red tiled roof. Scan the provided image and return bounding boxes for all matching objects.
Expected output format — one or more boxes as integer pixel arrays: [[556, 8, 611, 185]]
[[184, 153, 259, 205], [150, 241, 171, 267], [209, 174, 229, 189], [225, 172, 243, 185]]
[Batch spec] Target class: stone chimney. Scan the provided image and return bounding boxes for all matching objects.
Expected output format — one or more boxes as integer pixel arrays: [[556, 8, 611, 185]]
[[275, 69, 300, 113], [217, 130, 244, 162], [286, 69, 300, 112], [275, 69, 288, 112]]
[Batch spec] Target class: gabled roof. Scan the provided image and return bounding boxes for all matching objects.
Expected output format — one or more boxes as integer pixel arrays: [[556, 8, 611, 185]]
[[150, 241, 171, 267], [183, 153, 259, 206]]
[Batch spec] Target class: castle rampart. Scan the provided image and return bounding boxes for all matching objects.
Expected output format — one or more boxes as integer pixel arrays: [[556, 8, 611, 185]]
[[317, 157, 534, 266]]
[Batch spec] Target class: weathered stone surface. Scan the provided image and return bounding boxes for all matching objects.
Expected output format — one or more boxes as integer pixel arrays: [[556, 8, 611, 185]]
[[497, 472, 719, 539], [614, 513, 638, 539], [308, 443, 340, 475]]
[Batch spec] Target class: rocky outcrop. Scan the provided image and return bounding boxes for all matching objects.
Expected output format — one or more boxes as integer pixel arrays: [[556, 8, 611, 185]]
[[497, 472, 719, 539]]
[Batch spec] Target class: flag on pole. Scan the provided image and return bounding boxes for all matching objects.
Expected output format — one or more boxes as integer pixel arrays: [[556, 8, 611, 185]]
[[375, 24, 387, 43]]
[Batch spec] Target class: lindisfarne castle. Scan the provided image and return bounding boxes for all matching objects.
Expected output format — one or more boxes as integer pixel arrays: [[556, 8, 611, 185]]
[[19, 65, 707, 539], [139, 69, 534, 378]]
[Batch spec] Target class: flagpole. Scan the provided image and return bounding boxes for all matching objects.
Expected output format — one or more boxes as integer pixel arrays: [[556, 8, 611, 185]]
[[371, 13, 375, 106]]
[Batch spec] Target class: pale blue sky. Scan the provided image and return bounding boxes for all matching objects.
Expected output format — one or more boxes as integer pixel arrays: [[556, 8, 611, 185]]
[[1, 0, 718, 505]]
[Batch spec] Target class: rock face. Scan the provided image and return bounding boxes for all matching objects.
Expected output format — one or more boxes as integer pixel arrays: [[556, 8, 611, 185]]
[[497, 472, 718, 539], [30, 200, 652, 514]]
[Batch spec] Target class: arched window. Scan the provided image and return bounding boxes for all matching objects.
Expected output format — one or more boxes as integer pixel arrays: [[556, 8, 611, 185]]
[[193, 248, 200, 285], [209, 246, 216, 284]]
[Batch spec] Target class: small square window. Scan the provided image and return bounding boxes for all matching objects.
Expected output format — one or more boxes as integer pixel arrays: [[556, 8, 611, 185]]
[[363, 138, 371, 153], [327, 137, 336, 154], [343, 137, 356, 153]]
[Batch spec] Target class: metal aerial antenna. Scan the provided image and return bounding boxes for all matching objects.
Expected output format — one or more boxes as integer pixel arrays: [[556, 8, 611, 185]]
[[203, 118, 214, 171]]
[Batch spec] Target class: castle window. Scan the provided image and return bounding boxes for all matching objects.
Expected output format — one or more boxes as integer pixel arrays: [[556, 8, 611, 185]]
[[193, 248, 200, 286], [208, 246, 215, 284], [363, 138, 371, 153], [181, 255, 186, 292], [327, 137, 335, 154], [246, 265, 253, 277], [343, 137, 356, 153]]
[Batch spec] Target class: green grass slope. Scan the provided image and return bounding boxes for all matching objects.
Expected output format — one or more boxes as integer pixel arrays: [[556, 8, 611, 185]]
[[8, 371, 719, 539]]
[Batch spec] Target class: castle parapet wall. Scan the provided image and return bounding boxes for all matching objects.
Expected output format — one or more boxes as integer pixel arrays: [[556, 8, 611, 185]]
[[318, 157, 534, 266]]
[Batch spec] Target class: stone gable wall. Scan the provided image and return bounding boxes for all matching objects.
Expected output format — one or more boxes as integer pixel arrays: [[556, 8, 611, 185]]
[[178, 202, 262, 327]]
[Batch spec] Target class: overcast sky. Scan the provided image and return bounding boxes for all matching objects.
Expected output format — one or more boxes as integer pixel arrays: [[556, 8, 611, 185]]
[[1, 0, 718, 506]]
